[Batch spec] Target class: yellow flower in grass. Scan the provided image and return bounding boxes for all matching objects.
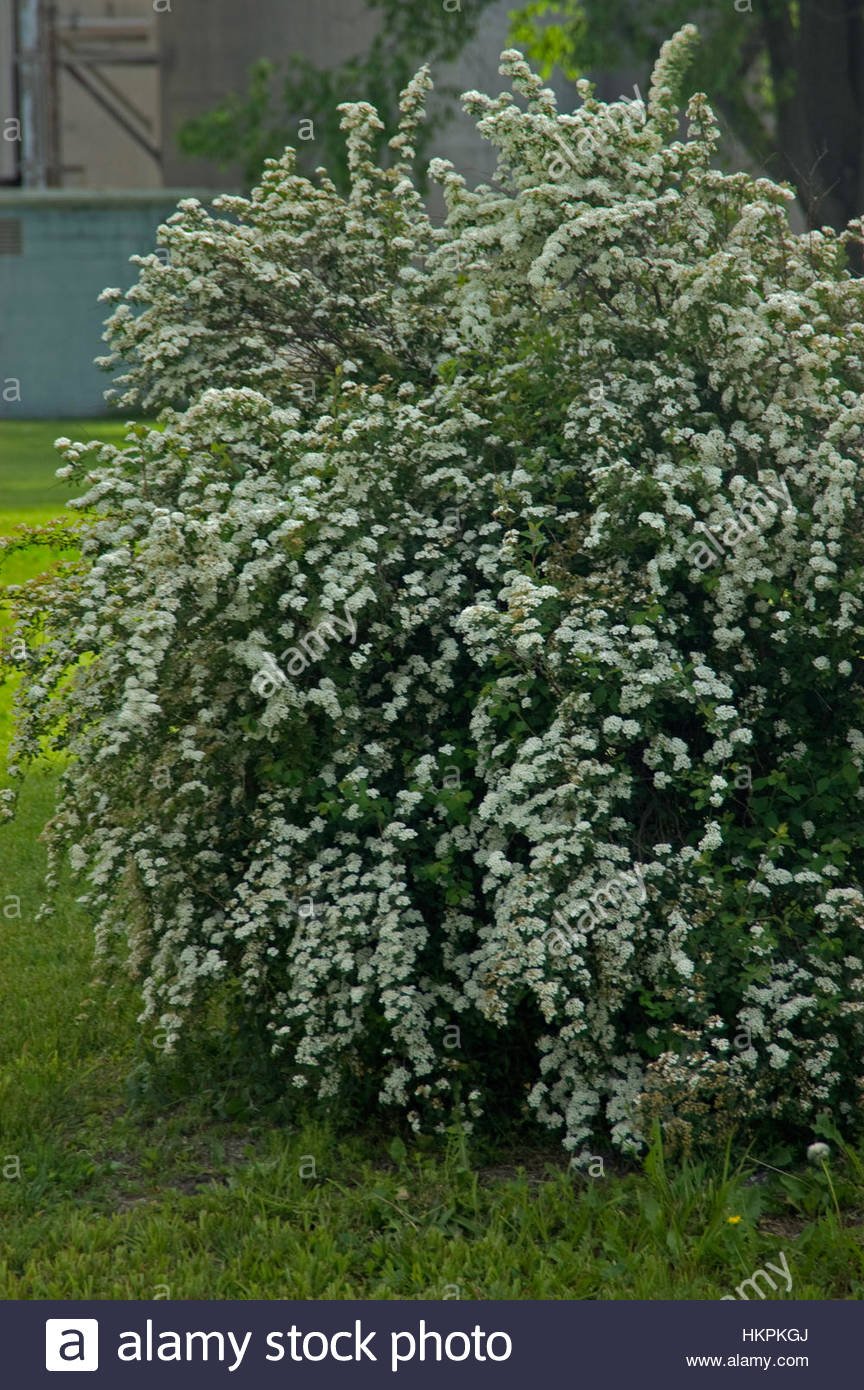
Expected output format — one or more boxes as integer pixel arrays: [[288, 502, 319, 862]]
[[726, 1215, 742, 1225]]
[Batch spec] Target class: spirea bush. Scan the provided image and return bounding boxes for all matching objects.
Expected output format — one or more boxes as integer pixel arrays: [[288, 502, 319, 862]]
[[6, 27, 864, 1155]]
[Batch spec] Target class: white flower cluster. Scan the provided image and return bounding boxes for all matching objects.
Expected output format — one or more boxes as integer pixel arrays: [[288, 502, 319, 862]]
[[7, 28, 864, 1151]]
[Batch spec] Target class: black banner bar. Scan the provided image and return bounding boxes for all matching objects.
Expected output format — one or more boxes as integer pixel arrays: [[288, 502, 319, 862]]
[[6, 1299, 860, 1386]]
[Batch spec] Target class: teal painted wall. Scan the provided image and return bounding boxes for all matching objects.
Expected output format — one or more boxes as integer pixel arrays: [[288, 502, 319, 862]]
[[0, 191, 211, 419]]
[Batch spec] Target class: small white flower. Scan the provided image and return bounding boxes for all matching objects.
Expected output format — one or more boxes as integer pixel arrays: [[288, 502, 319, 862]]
[[806, 1142, 831, 1164]]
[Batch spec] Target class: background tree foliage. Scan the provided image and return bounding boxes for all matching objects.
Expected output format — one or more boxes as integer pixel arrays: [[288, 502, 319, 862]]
[[510, 0, 864, 233], [177, 0, 499, 191]]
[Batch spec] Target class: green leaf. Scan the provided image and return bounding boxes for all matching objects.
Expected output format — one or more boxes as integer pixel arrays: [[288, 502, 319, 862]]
[[388, 1136, 408, 1165]]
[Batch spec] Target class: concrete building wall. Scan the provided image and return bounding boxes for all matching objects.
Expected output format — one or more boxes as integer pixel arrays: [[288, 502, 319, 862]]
[[57, 0, 161, 190], [159, 0, 379, 189], [6, 1, 630, 194], [0, 0, 160, 189], [6, 0, 592, 193], [0, 189, 207, 417]]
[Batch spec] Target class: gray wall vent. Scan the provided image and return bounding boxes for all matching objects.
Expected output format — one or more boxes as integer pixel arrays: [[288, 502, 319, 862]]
[[0, 218, 22, 255]]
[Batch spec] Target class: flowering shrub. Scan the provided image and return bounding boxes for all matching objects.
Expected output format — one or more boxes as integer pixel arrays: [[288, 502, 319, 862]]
[[6, 27, 864, 1154]]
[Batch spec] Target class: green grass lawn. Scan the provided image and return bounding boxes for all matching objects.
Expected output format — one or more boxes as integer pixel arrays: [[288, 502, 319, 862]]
[[0, 419, 130, 529], [0, 420, 109, 750], [1, 421, 863, 1299]]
